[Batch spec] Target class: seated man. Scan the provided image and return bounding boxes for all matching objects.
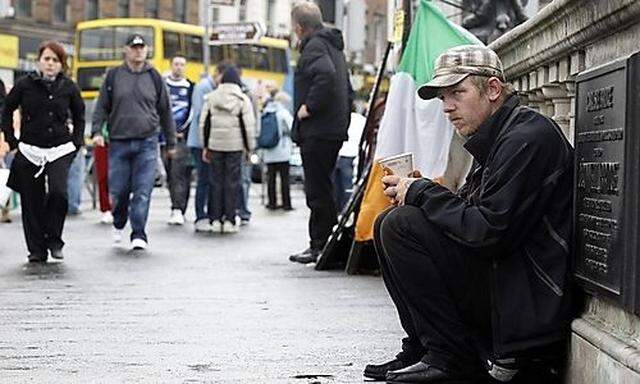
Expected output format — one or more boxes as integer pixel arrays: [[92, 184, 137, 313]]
[[365, 45, 574, 383]]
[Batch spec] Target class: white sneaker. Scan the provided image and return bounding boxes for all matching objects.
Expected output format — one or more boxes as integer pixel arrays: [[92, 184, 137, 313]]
[[194, 219, 213, 232], [167, 209, 185, 225], [210, 221, 223, 233], [112, 228, 124, 245], [131, 238, 148, 250], [223, 221, 238, 233], [100, 211, 113, 224]]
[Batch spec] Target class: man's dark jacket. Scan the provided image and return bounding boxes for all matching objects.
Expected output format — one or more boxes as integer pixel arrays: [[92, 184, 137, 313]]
[[405, 95, 574, 357], [1, 72, 85, 150], [292, 27, 352, 144]]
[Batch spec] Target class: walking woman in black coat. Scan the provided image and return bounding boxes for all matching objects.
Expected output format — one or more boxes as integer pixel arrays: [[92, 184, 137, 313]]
[[0, 41, 85, 263]]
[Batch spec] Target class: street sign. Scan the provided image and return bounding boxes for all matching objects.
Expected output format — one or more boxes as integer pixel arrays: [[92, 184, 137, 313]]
[[209, 0, 235, 6], [209, 22, 264, 45]]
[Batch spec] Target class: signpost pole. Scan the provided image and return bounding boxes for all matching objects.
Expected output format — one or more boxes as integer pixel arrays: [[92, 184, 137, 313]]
[[203, 3, 212, 75]]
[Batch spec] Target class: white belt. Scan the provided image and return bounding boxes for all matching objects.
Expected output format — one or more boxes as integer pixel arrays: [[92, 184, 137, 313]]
[[18, 142, 76, 178]]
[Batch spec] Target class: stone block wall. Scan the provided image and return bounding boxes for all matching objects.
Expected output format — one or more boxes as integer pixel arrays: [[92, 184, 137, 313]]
[[490, 1, 640, 382]]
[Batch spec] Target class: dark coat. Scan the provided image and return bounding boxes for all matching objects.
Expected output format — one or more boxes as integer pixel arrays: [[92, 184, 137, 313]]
[[1, 72, 85, 150], [405, 95, 574, 357], [292, 27, 352, 144]]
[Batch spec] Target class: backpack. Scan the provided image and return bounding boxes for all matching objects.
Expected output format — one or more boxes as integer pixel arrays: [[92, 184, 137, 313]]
[[104, 66, 164, 114], [257, 110, 280, 149]]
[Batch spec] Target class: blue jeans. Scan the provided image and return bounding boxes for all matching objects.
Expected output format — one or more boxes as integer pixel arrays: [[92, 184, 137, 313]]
[[191, 147, 211, 221], [332, 156, 354, 212], [109, 137, 158, 242], [236, 157, 252, 221], [67, 149, 85, 214]]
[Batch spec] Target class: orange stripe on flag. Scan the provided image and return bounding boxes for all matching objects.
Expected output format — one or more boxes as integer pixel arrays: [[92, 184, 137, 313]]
[[355, 163, 392, 242]]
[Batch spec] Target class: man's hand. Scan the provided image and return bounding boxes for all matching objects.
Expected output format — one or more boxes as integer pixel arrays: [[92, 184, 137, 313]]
[[166, 147, 177, 158], [382, 169, 422, 206], [202, 148, 213, 163], [92, 135, 105, 147], [0, 141, 9, 158], [297, 104, 310, 120]]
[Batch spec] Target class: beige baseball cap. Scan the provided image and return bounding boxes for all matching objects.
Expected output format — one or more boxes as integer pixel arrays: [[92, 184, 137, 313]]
[[418, 45, 505, 100]]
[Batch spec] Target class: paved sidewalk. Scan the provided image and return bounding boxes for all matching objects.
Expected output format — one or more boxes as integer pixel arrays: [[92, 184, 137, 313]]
[[0, 186, 403, 383]]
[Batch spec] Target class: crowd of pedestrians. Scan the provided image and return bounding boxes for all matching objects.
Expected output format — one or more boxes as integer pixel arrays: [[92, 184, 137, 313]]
[[0, 25, 362, 259]]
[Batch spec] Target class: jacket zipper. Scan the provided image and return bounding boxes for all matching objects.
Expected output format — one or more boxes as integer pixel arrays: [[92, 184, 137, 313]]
[[524, 246, 563, 297]]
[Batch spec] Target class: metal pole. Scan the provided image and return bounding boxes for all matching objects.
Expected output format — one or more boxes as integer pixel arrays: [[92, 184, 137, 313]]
[[203, 2, 211, 75]]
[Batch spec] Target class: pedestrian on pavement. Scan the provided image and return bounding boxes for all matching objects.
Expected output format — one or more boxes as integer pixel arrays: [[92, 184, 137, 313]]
[[289, 1, 353, 264], [263, 91, 294, 211], [187, 70, 220, 232], [0, 80, 13, 224], [332, 107, 366, 212], [164, 55, 194, 226], [365, 45, 574, 383], [93, 122, 113, 224], [236, 68, 257, 226], [200, 64, 256, 234], [1, 41, 85, 263], [91, 34, 176, 251], [67, 147, 86, 216]]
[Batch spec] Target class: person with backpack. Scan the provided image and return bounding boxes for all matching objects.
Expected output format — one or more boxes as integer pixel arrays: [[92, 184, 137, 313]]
[[91, 34, 175, 250], [261, 91, 293, 211], [199, 65, 256, 234], [164, 55, 194, 226]]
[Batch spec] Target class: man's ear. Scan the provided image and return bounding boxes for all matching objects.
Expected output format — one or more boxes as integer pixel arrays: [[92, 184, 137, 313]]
[[486, 77, 503, 102]]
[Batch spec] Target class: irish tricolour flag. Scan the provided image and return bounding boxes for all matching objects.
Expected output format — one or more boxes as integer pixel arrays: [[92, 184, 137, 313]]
[[355, 0, 482, 242]]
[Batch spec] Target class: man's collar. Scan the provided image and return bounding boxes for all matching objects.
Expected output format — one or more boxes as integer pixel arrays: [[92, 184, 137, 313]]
[[463, 94, 520, 165], [300, 27, 323, 51]]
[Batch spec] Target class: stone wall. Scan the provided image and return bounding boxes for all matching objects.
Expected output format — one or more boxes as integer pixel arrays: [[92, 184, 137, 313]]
[[490, 0, 640, 382]]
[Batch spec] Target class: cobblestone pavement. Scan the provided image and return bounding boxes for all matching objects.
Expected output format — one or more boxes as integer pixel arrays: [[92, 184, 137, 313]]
[[0, 186, 403, 383]]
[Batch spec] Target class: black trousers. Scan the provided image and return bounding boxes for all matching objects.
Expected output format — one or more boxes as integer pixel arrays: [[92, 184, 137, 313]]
[[374, 206, 492, 373], [10, 151, 75, 258], [209, 150, 242, 224], [266, 161, 291, 208], [300, 139, 342, 250]]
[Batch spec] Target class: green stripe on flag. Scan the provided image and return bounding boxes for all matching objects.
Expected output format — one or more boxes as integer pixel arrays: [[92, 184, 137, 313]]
[[398, 0, 482, 86]]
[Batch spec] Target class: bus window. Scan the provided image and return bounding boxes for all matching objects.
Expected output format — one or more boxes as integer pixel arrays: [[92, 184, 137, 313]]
[[270, 47, 288, 73], [209, 45, 224, 65], [185, 34, 202, 61], [163, 31, 182, 58], [253, 45, 269, 71], [79, 26, 154, 61], [235, 44, 252, 69], [77, 66, 108, 91]]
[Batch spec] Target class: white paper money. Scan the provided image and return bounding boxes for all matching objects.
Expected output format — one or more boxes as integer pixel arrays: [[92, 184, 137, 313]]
[[378, 152, 414, 176]]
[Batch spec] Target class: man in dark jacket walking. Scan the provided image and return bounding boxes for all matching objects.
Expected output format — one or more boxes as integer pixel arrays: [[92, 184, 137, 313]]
[[365, 45, 574, 383], [91, 34, 175, 251], [289, 1, 353, 264]]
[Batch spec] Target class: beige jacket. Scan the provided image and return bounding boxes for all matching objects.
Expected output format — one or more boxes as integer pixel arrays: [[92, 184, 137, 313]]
[[199, 83, 256, 152]]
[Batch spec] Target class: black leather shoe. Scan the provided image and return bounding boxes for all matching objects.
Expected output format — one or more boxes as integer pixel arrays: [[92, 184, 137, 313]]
[[28, 254, 47, 263], [50, 248, 64, 260], [292, 249, 320, 264], [364, 359, 413, 381], [386, 362, 476, 383], [289, 248, 312, 262]]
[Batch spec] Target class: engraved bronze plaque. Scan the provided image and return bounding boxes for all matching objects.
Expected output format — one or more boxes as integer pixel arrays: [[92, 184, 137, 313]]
[[575, 58, 628, 297]]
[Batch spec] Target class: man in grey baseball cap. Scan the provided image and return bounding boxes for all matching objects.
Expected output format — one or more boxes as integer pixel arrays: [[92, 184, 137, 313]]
[[365, 44, 574, 382]]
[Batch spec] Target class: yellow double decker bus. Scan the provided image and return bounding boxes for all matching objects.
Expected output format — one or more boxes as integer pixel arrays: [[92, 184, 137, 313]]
[[73, 18, 293, 126]]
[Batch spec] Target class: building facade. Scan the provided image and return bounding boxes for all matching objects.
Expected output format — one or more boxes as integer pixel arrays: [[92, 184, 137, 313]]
[[0, 0, 199, 86]]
